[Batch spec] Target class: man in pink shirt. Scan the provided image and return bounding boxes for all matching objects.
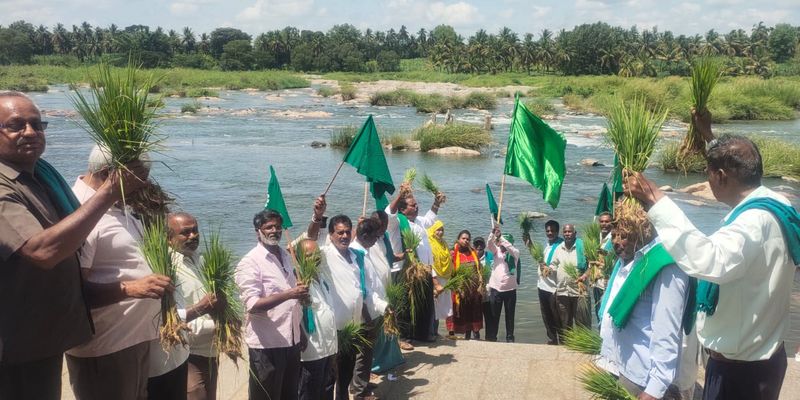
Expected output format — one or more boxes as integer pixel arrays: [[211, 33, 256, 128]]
[[235, 209, 309, 400]]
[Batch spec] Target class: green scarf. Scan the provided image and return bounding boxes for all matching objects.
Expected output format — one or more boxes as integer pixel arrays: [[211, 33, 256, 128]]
[[545, 238, 563, 265], [397, 212, 411, 252], [575, 238, 587, 273], [33, 159, 80, 218], [599, 243, 677, 329], [696, 197, 800, 316]]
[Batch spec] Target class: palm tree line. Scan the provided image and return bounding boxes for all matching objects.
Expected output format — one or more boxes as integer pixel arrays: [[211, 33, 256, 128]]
[[0, 19, 797, 77]]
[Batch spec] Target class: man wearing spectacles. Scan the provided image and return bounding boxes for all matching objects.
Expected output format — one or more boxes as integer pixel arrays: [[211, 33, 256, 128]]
[[0, 91, 148, 400]]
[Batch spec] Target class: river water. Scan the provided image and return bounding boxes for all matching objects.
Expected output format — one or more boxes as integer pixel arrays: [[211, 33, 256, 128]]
[[30, 85, 800, 349]]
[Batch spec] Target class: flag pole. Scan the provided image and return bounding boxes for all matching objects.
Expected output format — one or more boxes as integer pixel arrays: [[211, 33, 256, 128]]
[[361, 181, 369, 217], [322, 160, 346, 196], [496, 174, 507, 226]]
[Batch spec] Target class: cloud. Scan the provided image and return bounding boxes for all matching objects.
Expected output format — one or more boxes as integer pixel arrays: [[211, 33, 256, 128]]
[[170, 2, 199, 14], [236, 0, 314, 21], [425, 1, 481, 26], [532, 6, 552, 17]]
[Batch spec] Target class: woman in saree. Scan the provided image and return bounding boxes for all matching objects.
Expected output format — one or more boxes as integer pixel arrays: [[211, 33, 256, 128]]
[[447, 230, 484, 340], [428, 220, 454, 338]]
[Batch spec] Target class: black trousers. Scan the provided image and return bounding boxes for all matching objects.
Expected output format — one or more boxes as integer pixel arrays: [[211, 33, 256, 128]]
[[485, 288, 517, 342], [147, 360, 188, 400], [336, 317, 378, 400], [0, 354, 62, 400], [299, 355, 335, 400], [537, 289, 561, 344], [703, 345, 787, 400], [249, 345, 301, 400]]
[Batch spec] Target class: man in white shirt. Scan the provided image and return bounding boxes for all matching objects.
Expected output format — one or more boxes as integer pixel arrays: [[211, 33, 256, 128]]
[[66, 146, 174, 400], [167, 213, 222, 400], [530, 220, 562, 345], [384, 182, 444, 345], [626, 135, 799, 400]]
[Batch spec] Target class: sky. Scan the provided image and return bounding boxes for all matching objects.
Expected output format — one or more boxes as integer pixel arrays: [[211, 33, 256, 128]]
[[0, 0, 797, 38]]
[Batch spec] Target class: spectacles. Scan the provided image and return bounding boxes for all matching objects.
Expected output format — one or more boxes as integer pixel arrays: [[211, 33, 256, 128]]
[[0, 120, 48, 133]]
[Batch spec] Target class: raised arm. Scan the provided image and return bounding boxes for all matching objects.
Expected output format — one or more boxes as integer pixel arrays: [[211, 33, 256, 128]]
[[306, 195, 326, 241], [8, 162, 148, 270]]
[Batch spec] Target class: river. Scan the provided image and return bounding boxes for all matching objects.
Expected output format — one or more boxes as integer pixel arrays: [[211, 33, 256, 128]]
[[29, 84, 800, 351]]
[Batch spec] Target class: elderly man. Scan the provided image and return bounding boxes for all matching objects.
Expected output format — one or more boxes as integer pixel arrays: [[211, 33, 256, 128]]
[[0, 92, 148, 399], [626, 135, 799, 400], [597, 212, 690, 400], [385, 182, 445, 345], [236, 209, 308, 400], [66, 145, 175, 400], [549, 223, 591, 333], [167, 212, 221, 400]]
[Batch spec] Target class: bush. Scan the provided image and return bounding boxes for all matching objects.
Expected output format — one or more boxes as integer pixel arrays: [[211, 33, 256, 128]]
[[171, 53, 218, 70], [317, 86, 338, 97], [658, 141, 706, 174], [382, 132, 412, 150], [411, 93, 451, 113], [369, 89, 416, 106], [186, 88, 219, 98], [330, 125, 358, 149], [751, 136, 800, 179], [462, 92, 497, 110], [180, 101, 201, 114], [340, 83, 357, 101], [32, 54, 82, 68], [413, 123, 492, 151], [525, 98, 557, 116]]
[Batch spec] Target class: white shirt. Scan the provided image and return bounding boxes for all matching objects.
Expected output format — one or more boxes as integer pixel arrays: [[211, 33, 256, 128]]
[[148, 279, 190, 377], [300, 269, 339, 362], [67, 178, 160, 358], [550, 241, 582, 297], [537, 240, 559, 293], [351, 241, 389, 318], [321, 241, 366, 328], [598, 239, 689, 398], [648, 186, 796, 361], [175, 252, 216, 358], [385, 207, 436, 271]]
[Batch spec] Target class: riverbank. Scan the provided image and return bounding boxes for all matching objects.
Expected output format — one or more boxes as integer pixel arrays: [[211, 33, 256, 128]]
[[3, 65, 798, 123], [58, 340, 800, 399]]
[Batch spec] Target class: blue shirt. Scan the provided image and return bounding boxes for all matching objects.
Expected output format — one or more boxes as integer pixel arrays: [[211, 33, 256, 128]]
[[598, 239, 690, 398]]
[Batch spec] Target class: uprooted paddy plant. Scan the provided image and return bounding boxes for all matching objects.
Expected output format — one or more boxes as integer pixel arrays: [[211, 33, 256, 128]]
[[369, 89, 497, 112]]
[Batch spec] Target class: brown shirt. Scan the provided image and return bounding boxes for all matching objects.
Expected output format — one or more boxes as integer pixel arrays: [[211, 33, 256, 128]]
[[0, 160, 92, 364]]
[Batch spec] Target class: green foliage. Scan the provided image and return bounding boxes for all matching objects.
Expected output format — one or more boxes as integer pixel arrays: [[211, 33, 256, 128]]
[[563, 326, 602, 355], [420, 174, 439, 195], [293, 241, 322, 286], [329, 125, 357, 149], [317, 86, 338, 97], [199, 230, 244, 361], [185, 88, 220, 98], [180, 101, 201, 114], [441, 263, 478, 296], [605, 97, 668, 172], [525, 98, 557, 116], [382, 132, 411, 149], [658, 141, 706, 174], [403, 168, 417, 186], [339, 83, 357, 100], [769, 24, 798, 63], [413, 123, 492, 152], [581, 221, 601, 263], [32, 54, 82, 67], [337, 322, 370, 356], [750, 136, 800, 179], [579, 364, 637, 400], [70, 61, 162, 167], [462, 92, 497, 110]]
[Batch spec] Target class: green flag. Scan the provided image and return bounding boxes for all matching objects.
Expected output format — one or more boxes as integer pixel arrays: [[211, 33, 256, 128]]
[[343, 115, 395, 206], [595, 182, 614, 216], [373, 183, 389, 210], [485, 184, 503, 224], [612, 154, 624, 196], [265, 165, 293, 229], [504, 97, 567, 209]]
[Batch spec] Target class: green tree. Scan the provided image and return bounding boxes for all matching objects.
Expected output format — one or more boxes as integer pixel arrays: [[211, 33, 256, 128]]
[[220, 39, 253, 70], [209, 27, 251, 59], [769, 24, 797, 62]]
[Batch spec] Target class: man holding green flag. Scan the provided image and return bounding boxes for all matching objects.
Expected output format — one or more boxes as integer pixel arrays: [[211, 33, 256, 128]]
[[504, 97, 567, 209], [343, 115, 395, 210]]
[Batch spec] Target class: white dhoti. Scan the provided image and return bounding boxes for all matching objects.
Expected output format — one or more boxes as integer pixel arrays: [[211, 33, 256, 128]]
[[434, 277, 453, 320]]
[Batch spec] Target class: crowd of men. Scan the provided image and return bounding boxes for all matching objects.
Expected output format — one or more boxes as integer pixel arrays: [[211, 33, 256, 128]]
[[1, 89, 798, 400]]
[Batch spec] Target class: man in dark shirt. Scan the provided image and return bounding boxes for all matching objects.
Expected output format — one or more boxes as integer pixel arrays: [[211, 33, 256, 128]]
[[0, 91, 149, 399]]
